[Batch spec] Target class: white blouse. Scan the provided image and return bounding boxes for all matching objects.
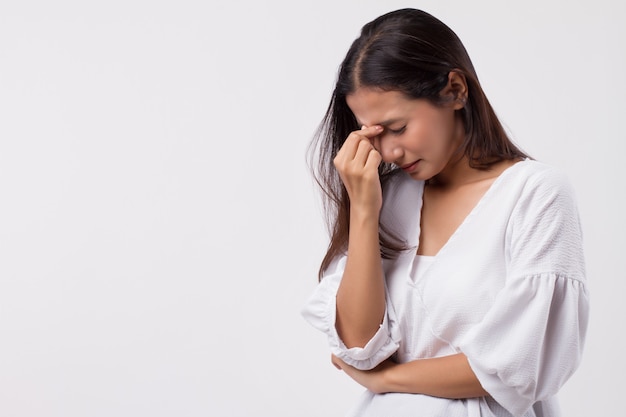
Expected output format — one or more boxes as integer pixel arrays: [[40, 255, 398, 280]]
[[301, 160, 589, 417]]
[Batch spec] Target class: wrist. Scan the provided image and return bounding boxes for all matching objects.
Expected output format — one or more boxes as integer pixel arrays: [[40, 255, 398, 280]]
[[381, 361, 410, 394], [375, 360, 402, 394], [349, 206, 380, 225]]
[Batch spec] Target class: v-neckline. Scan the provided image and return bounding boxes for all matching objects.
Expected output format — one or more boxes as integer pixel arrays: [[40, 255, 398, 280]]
[[416, 159, 526, 259]]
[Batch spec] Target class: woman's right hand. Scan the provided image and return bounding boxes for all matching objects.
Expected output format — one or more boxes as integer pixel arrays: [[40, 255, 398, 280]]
[[333, 125, 384, 215], [333, 125, 387, 348]]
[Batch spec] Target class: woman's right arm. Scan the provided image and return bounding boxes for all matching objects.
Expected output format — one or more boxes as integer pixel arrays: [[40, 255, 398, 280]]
[[333, 125, 386, 348]]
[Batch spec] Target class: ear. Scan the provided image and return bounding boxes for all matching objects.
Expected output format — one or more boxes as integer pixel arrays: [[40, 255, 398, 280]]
[[441, 70, 468, 110]]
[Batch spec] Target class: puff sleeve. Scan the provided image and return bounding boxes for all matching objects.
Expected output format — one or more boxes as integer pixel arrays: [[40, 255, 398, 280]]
[[457, 167, 590, 417], [300, 255, 401, 370]]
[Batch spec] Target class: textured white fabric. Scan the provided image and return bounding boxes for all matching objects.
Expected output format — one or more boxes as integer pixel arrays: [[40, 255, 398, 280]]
[[301, 160, 589, 417]]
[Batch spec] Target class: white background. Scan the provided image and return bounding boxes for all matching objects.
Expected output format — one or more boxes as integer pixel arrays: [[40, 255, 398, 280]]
[[0, 1, 623, 416]]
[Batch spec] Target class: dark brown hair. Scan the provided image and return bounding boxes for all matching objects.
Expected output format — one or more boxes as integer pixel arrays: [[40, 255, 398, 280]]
[[308, 8, 528, 279]]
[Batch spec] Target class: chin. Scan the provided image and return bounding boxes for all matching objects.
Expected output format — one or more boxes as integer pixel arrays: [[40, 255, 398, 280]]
[[407, 171, 429, 181]]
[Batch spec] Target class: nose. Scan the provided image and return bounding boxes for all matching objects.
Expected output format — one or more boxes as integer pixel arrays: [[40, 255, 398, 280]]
[[375, 133, 403, 164]]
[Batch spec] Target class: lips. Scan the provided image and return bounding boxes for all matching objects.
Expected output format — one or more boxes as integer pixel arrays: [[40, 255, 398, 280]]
[[400, 160, 420, 172]]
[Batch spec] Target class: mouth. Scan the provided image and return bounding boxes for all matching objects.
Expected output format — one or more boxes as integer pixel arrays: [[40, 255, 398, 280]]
[[400, 160, 420, 172]]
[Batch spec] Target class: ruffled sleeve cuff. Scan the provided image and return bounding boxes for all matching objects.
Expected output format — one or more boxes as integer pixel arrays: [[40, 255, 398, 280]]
[[301, 257, 400, 370]]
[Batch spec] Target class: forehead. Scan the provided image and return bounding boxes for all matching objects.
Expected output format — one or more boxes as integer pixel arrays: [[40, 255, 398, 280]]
[[346, 88, 416, 126]]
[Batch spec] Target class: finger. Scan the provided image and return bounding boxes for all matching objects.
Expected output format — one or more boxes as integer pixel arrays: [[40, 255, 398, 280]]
[[334, 126, 383, 168], [358, 125, 383, 155], [364, 148, 383, 170], [341, 125, 383, 154], [330, 355, 342, 370], [353, 137, 377, 165], [370, 134, 382, 154], [335, 139, 372, 171], [358, 124, 384, 138], [335, 132, 365, 164]]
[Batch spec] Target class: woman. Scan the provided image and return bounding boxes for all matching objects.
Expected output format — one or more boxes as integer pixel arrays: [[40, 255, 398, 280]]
[[301, 8, 589, 417]]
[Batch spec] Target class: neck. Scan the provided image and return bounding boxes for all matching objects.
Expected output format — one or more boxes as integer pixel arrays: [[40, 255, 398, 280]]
[[427, 113, 475, 187], [427, 155, 475, 188], [428, 156, 520, 189]]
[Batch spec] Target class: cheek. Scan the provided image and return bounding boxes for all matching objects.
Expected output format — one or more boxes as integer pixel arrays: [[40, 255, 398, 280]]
[[409, 118, 445, 147], [405, 108, 457, 150], [427, 112, 457, 144]]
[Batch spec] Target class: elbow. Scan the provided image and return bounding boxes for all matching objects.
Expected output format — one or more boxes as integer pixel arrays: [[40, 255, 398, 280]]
[[336, 321, 380, 349]]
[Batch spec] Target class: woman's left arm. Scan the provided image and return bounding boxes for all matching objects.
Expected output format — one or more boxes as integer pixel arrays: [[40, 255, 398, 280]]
[[331, 353, 488, 398]]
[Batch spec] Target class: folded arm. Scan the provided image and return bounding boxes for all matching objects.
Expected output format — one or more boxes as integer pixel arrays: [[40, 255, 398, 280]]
[[332, 353, 488, 399]]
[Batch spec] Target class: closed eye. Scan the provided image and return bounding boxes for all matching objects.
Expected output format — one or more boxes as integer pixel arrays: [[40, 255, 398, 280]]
[[388, 126, 406, 135]]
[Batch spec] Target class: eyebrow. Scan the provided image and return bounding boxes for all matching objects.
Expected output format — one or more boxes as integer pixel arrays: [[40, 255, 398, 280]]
[[355, 118, 404, 128]]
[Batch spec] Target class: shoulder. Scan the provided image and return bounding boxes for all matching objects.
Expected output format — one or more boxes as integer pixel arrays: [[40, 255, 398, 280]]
[[504, 160, 586, 281], [504, 160, 583, 244], [503, 159, 579, 205], [507, 159, 569, 184]]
